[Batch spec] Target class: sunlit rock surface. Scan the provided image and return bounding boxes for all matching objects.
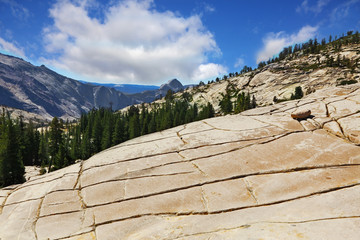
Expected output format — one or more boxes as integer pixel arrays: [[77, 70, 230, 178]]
[[0, 84, 360, 240]]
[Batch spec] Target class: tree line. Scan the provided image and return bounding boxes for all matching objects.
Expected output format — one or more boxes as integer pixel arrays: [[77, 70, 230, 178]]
[[219, 83, 256, 114], [198, 30, 359, 90], [257, 30, 360, 69], [0, 92, 215, 187]]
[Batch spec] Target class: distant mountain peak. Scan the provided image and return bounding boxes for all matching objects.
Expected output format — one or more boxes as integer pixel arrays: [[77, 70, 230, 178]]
[[159, 78, 183, 92], [0, 52, 135, 119]]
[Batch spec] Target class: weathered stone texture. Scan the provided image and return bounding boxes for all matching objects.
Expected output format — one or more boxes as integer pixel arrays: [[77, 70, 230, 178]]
[[0, 84, 360, 239]]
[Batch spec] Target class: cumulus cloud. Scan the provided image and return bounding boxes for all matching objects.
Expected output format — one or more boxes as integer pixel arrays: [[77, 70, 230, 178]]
[[0, 37, 25, 57], [42, 0, 225, 84], [256, 25, 318, 63], [296, 0, 329, 14], [191, 63, 227, 82]]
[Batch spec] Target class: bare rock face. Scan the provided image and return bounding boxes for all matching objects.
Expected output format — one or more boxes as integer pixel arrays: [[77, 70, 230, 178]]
[[0, 84, 360, 239], [180, 44, 360, 112]]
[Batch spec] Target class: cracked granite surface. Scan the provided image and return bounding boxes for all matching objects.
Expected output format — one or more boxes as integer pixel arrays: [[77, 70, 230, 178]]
[[0, 84, 360, 239]]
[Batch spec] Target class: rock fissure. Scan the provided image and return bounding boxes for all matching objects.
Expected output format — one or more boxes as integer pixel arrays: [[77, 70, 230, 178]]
[[92, 182, 360, 227], [243, 178, 258, 204], [38, 164, 360, 215], [168, 216, 360, 240], [176, 131, 188, 145], [8, 172, 78, 193], [33, 197, 45, 239], [191, 163, 207, 176], [0, 188, 17, 214], [52, 230, 95, 240], [267, 215, 360, 225], [2, 188, 77, 207], [81, 171, 195, 190], [81, 135, 277, 173], [168, 225, 255, 240], [200, 187, 209, 213], [73, 161, 83, 189]]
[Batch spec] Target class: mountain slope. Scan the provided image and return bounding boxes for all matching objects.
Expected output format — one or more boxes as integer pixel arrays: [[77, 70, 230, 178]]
[[0, 83, 359, 239], [136, 42, 360, 114], [0, 53, 134, 120], [0, 54, 187, 120]]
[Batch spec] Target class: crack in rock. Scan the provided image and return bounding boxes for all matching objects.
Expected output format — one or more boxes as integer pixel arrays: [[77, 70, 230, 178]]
[[168, 215, 360, 239], [37, 164, 360, 220], [176, 125, 188, 145], [81, 134, 276, 173], [267, 215, 360, 224], [93, 182, 360, 227], [192, 163, 207, 176], [243, 178, 258, 204], [32, 196, 45, 240], [200, 187, 209, 213]]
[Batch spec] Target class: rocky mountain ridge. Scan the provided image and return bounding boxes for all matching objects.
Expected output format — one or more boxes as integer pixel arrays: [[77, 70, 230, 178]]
[[128, 78, 184, 104], [0, 53, 185, 120], [0, 106, 49, 125], [0, 53, 135, 120], [131, 43, 359, 114]]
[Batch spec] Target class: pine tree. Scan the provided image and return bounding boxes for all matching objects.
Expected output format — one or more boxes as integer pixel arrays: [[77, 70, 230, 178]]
[[81, 124, 92, 159], [220, 91, 232, 114], [92, 113, 103, 153], [33, 130, 41, 166], [251, 95, 257, 109], [49, 117, 63, 172], [16, 117, 25, 167], [70, 125, 81, 160], [101, 118, 112, 150], [147, 113, 156, 134], [54, 137, 65, 170], [23, 121, 35, 166], [38, 129, 49, 167], [0, 113, 25, 186], [129, 113, 140, 139], [294, 86, 304, 99], [112, 116, 124, 146]]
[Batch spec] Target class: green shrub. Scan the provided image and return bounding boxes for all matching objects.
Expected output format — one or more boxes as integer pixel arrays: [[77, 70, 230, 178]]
[[39, 167, 47, 175], [337, 80, 357, 85]]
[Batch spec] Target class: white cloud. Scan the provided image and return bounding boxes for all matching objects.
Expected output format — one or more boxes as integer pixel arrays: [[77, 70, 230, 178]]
[[0, 37, 25, 57], [256, 25, 318, 63], [331, 0, 359, 22], [234, 58, 245, 68], [0, 0, 30, 20], [191, 63, 227, 82], [204, 4, 215, 13], [42, 0, 225, 84], [296, 0, 329, 14]]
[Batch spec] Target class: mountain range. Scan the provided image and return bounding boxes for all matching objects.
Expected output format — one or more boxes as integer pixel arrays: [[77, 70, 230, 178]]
[[0, 53, 184, 120], [77, 81, 160, 94]]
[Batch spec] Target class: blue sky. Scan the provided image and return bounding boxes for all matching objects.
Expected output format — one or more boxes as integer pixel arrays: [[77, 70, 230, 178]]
[[0, 0, 359, 85]]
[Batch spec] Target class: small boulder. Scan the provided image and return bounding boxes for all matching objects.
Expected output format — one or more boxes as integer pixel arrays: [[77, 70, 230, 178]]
[[291, 109, 311, 119]]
